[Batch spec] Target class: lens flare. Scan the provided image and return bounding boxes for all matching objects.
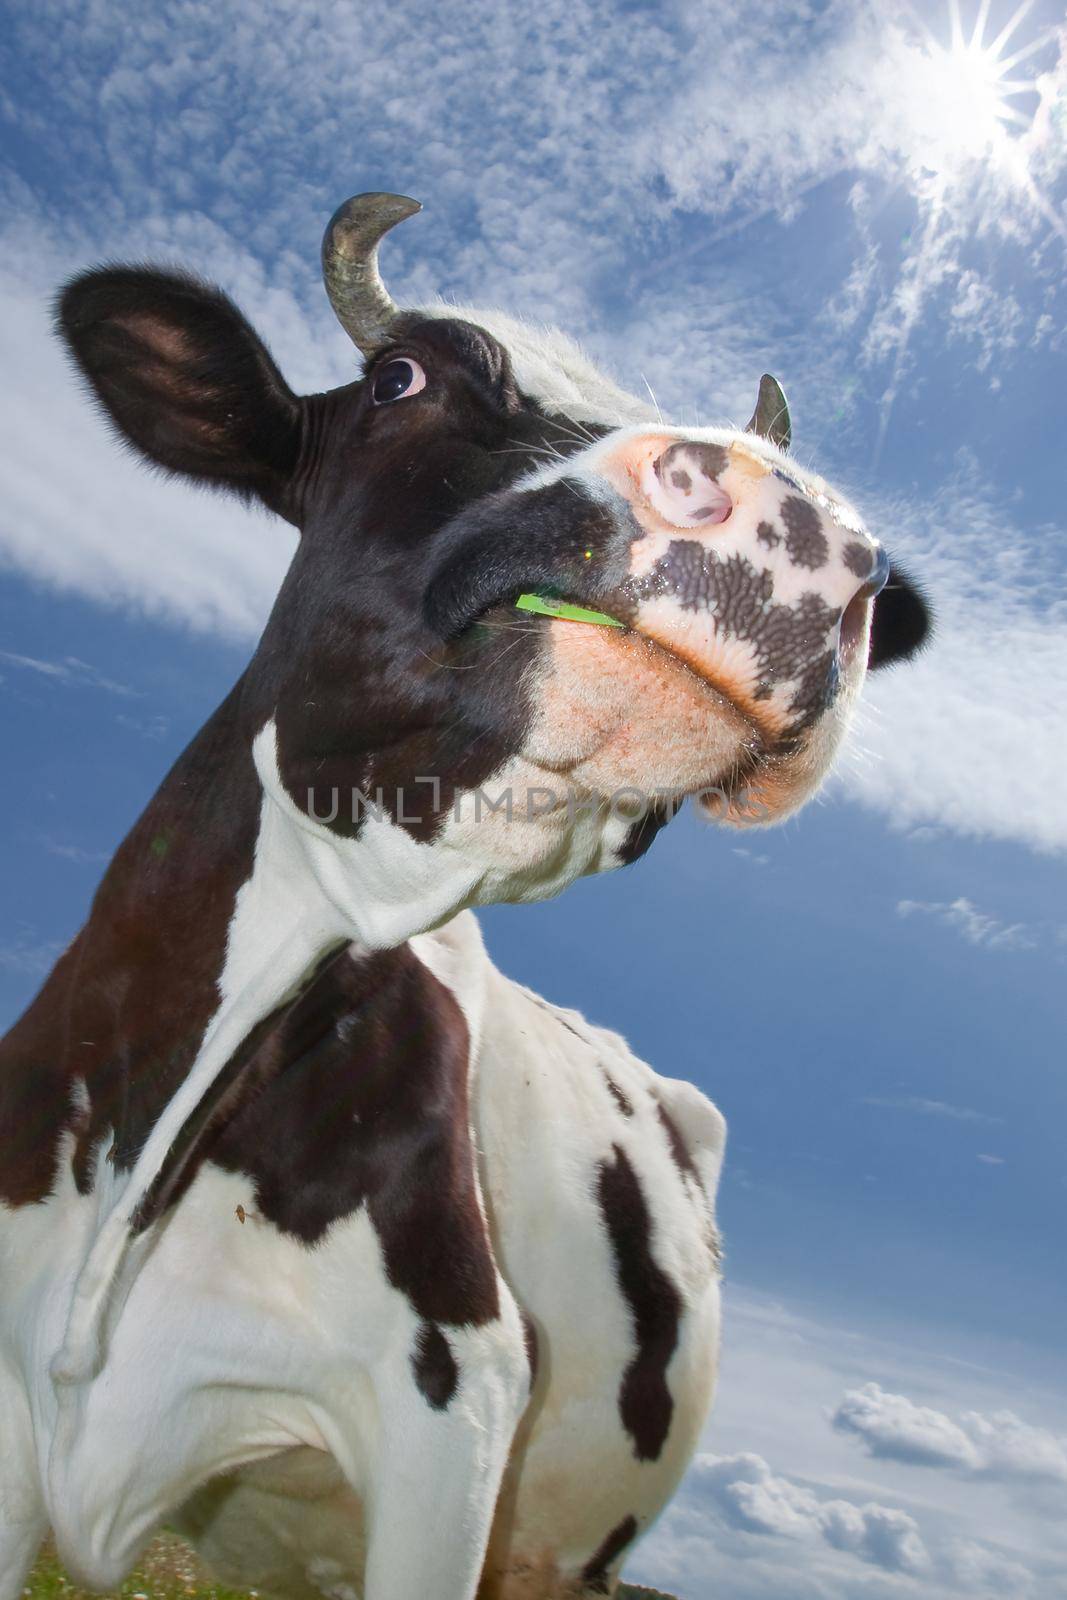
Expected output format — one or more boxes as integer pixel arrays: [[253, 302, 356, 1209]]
[[908, 0, 1055, 179]]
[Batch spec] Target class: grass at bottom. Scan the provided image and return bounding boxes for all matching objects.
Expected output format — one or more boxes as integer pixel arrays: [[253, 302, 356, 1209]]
[[25, 1535, 254, 1599], [26, 1536, 679, 1599]]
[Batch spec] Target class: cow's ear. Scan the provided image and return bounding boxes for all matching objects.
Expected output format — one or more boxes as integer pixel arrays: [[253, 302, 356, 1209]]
[[56, 267, 302, 520]]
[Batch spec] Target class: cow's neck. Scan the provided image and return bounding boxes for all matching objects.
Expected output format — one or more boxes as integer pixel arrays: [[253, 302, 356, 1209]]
[[247, 721, 489, 955], [1, 665, 614, 1237], [0, 687, 449, 1205]]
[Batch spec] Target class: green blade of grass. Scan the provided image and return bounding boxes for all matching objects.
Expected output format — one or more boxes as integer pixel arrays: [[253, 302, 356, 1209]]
[[515, 593, 623, 627]]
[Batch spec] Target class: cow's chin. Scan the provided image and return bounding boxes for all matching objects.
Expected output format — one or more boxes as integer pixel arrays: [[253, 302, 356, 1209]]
[[522, 615, 868, 830], [522, 620, 758, 798]]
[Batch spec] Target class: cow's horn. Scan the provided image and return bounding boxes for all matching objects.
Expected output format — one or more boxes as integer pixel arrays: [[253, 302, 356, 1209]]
[[322, 192, 422, 358], [745, 374, 791, 451]]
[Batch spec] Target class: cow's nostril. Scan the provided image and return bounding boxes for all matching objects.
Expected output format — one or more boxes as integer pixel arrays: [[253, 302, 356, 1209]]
[[840, 547, 891, 663], [861, 546, 891, 600], [643, 442, 732, 529]]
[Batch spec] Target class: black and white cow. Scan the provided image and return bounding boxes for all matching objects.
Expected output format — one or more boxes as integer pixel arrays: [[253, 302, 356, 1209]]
[[0, 194, 928, 1600]]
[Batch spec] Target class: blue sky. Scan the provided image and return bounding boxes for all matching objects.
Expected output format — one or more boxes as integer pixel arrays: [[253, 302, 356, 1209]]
[[2, 0, 1066, 1595]]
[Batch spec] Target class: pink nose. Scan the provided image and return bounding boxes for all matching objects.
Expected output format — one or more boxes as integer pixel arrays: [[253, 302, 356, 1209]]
[[642, 441, 732, 529]]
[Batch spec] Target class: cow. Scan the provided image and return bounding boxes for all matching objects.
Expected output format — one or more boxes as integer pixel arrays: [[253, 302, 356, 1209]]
[[0, 193, 928, 1600]]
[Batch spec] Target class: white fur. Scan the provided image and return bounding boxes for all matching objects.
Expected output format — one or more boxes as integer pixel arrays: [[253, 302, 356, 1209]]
[[419, 301, 657, 428]]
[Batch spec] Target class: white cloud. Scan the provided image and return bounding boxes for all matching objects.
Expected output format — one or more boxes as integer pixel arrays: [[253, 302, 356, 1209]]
[[833, 1384, 982, 1471], [0, 928, 63, 977], [623, 1290, 1067, 1600], [896, 897, 1036, 951], [0, 650, 136, 698], [693, 1451, 929, 1574], [831, 450, 1067, 854], [947, 271, 1023, 372], [962, 1406, 1067, 1485], [861, 1096, 1001, 1124], [641, 6, 1064, 237], [115, 712, 170, 742], [642, 3, 1066, 457], [833, 1383, 1067, 1486], [944, 1540, 1036, 1598], [42, 839, 110, 866]]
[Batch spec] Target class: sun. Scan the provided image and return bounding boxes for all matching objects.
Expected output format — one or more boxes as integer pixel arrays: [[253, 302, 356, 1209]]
[[908, 0, 1056, 178], [871, 0, 1063, 464]]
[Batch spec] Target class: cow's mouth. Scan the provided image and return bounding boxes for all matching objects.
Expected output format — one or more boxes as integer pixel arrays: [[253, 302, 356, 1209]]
[[514, 591, 780, 752], [626, 625, 781, 750]]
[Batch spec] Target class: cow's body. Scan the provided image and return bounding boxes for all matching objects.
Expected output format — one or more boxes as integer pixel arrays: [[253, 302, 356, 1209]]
[[2, 913, 723, 1597], [0, 194, 928, 1597]]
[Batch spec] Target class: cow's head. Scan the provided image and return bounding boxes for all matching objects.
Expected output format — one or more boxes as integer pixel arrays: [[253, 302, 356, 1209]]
[[58, 193, 928, 925]]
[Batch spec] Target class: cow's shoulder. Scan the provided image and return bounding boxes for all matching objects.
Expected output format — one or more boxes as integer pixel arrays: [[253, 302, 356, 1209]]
[[463, 937, 725, 1470], [466, 943, 726, 1257], [489, 967, 724, 1169]]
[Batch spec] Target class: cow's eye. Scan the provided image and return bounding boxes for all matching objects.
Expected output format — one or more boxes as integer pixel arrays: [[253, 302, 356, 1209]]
[[372, 358, 427, 406]]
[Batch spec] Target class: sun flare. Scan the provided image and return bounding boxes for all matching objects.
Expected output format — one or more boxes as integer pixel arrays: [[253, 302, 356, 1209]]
[[872, 2, 1064, 464], [910, 0, 1055, 178]]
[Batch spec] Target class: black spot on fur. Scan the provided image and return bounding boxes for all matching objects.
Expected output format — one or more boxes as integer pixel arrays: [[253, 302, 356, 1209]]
[[656, 441, 728, 487], [412, 1321, 459, 1409], [604, 1072, 634, 1118], [843, 540, 874, 579], [597, 1145, 681, 1461], [133, 947, 502, 1333], [688, 442, 729, 481], [631, 544, 841, 729], [656, 1103, 700, 1187], [522, 1312, 540, 1388], [780, 495, 829, 570], [656, 1105, 723, 1270], [757, 520, 781, 549], [581, 1514, 639, 1592], [615, 799, 675, 865]]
